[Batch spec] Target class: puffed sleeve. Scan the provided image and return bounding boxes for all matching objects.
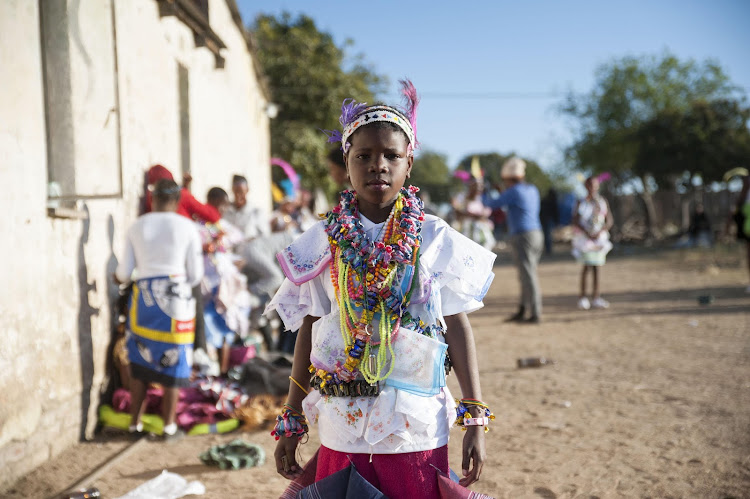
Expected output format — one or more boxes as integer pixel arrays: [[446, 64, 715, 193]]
[[420, 217, 496, 316], [264, 272, 331, 331], [264, 221, 333, 331]]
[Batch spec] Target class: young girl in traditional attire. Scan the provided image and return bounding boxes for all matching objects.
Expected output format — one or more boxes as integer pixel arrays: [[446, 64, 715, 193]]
[[572, 175, 614, 310], [265, 81, 496, 498]]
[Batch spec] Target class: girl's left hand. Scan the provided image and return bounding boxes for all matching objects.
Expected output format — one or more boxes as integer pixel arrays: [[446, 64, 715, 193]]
[[460, 426, 486, 487]]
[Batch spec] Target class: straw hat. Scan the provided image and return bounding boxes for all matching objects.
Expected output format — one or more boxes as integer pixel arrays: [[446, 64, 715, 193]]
[[501, 157, 526, 179]]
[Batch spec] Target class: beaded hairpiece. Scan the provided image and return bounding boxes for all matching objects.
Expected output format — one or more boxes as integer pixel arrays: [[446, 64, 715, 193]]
[[323, 79, 420, 155]]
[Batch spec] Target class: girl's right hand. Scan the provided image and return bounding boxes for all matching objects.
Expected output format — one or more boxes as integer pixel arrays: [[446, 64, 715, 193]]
[[274, 436, 303, 480]]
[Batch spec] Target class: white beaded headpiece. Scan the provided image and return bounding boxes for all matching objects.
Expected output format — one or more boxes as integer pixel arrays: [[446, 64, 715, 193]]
[[323, 80, 421, 155], [340, 106, 415, 153]]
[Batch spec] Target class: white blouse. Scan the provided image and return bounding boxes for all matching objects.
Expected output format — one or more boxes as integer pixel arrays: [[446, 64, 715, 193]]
[[266, 214, 496, 454], [116, 212, 204, 287]]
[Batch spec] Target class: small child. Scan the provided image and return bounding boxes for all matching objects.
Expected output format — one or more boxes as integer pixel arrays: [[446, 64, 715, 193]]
[[265, 81, 496, 497], [572, 175, 614, 309]]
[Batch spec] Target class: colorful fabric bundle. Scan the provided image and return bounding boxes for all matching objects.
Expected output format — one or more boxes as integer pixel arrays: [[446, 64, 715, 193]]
[[271, 404, 309, 440]]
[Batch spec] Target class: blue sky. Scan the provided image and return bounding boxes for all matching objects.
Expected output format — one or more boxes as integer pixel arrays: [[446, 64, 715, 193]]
[[237, 1, 750, 171]]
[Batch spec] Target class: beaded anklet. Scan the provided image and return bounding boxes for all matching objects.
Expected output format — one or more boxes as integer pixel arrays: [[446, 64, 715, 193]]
[[455, 399, 495, 433], [271, 404, 309, 441]]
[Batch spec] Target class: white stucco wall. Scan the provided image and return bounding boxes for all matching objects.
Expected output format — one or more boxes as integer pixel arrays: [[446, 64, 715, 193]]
[[0, 0, 271, 487]]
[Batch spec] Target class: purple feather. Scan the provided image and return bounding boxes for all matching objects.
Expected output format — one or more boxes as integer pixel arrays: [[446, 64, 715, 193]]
[[340, 98, 368, 127], [399, 79, 420, 148], [321, 129, 343, 144]]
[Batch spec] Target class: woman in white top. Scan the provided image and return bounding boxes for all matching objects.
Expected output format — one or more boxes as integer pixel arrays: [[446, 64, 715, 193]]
[[572, 176, 614, 310], [115, 179, 204, 438]]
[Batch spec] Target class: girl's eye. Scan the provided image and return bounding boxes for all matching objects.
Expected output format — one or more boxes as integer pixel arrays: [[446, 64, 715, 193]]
[[356, 154, 370, 160], [387, 154, 401, 160]]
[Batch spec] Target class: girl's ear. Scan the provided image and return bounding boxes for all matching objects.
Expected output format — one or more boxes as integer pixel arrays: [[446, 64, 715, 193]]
[[406, 154, 414, 178]]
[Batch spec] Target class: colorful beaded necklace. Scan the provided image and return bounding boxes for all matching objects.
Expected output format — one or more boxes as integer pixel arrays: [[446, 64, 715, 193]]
[[315, 186, 424, 388]]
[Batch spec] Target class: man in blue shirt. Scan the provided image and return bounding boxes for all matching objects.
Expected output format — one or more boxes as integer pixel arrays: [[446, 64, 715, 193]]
[[483, 157, 544, 323]]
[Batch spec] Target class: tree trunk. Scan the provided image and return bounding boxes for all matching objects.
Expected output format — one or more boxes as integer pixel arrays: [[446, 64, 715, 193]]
[[639, 174, 660, 241]]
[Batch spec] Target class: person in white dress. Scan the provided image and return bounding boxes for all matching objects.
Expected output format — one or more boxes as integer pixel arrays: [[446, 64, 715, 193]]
[[572, 176, 614, 309]]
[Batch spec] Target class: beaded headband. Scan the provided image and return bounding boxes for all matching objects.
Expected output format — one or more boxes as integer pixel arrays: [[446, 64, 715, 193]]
[[323, 79, 420, 155], [341, 106, 415, 153]]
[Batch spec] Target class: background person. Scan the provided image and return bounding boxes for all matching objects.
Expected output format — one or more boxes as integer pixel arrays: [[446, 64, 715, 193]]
[[224, 175, 271, 242], [572, 176, 614, 310], [540, 188, 560, 255], [452, 177, 496, 250], [326, 146, 350, 189], [115, 179, 204, 439], [201, 187, 250, 375], [141, 164, 221, 224], [483, 157, 544, 323], [735, 175, 750, 292]]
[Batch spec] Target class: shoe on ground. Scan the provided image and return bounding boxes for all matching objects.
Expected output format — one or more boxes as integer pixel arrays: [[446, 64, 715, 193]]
[[128, 429, 146, 441], [591, 297, 610, 309], [524, 316, 541, 324], [505, 312, 525, 322], [577, 297, 591, 310], [505, 307, 526, 322]]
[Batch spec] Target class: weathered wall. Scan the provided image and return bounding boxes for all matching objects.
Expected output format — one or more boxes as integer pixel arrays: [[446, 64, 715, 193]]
[[0, 0, 271, 487]]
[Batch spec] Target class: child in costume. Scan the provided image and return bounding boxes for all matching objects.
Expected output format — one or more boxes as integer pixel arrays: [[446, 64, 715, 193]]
[[265, 81, 496, 498], [572, 175, 614, 310]]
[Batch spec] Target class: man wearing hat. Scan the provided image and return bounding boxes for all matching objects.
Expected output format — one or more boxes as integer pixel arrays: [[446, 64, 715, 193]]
[[483, 157, 544, 323]]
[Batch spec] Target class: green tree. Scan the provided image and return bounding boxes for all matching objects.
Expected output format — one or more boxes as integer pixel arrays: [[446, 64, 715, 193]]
[[408, 150, 454, 203], [456, 152, 553, 194], [561, 52, 740, 235], [637, 98, 750, 189], [252, 13, 385, 193]]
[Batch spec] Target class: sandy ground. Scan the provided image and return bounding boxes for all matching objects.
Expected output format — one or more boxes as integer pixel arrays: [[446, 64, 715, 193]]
[[3, 244, 749, 499]]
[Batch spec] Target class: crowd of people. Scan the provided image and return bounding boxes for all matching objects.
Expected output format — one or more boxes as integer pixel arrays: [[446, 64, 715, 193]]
[[114, 164, 321, 440], [444, 159, 615, 324]]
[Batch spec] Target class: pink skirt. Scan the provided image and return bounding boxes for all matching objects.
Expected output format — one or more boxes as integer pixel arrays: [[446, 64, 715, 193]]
[[315, 444, 449, 499]]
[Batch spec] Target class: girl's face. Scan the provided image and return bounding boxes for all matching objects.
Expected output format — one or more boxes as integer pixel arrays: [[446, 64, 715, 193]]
[[344, 125, 413, 220], [585, 178, 600, 195]]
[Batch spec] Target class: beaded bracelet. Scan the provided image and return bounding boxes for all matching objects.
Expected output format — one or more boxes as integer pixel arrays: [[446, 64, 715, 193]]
[[455, 399, 495, 433], [289, 375, 309, 395], [271, 404, 309, 441]]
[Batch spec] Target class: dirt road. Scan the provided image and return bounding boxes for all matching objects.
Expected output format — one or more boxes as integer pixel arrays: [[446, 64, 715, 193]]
[[3, 245, 748, 498]]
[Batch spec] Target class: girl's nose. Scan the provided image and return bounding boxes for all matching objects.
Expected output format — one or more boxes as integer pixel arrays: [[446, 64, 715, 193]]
[[370, 154, 388, 172]]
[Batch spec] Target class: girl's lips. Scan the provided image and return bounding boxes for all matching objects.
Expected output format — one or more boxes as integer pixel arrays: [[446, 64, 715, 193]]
[[366, 179, 389, 191]]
